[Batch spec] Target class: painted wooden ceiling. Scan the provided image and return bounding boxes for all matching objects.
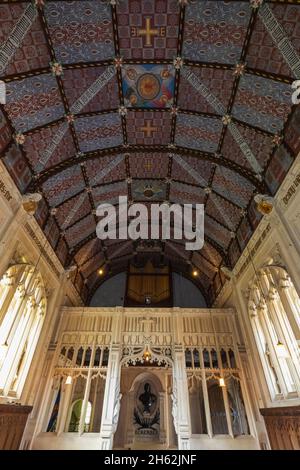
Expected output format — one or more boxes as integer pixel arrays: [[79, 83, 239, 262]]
[[0, 0, 300, 305]]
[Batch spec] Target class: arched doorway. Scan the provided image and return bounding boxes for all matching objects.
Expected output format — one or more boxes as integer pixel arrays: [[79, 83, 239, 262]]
[[67, 399, 92, 433], [114, 369, 177, 450]]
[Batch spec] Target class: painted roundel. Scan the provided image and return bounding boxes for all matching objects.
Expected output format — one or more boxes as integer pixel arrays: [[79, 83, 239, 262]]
[[122, 64, 175, 108], [137, 74, 161, 101]]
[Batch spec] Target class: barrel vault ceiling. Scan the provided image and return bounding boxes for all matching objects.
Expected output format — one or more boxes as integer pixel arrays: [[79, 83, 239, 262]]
[[1, 0, 300, 305]]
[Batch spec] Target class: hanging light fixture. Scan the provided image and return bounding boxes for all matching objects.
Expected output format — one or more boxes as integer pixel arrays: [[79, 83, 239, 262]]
[[143, 345, 152, 363], [65, 375, 73, 385], [219, 377, 226, 388]]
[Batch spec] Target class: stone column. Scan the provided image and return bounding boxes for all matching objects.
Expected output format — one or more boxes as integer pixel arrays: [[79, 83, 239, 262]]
[[267, 289, 300, 362], [276, 274, 300, 341], [233, 278, 269, 408], [227, 313, 258, 439], [28, 273, 70, 440], [221, 380, 234, 438], [257, 301, 287, 395], [99, 307, 123, 449], [78, 343, 96, 435], [159, 391, 167, 444], [212, 315, 234, 438], [230, 276, 270, 448], [22, 271, 68, 407], [172, 344, 191, 450], [1, 295, 36, 394], [124, 390, 135, 448], [269, 211, 300, 296], [56, 379, 74, 435], [99, 343, 122, 449], [199, 349, 213, 438]]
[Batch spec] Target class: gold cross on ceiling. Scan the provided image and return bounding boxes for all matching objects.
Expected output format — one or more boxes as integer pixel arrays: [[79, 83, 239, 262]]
[[140, 120, 157, 138], [145, 160, 152, 171], [138, 18, 159, 47]]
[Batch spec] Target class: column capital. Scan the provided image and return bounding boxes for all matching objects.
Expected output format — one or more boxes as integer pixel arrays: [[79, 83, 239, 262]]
[[173, 343, 185, 354], [111, 343, 122, 353]]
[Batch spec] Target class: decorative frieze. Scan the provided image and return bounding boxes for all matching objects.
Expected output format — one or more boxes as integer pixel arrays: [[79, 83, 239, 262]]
[[0, 179, 13, 202], [236, 224, 271, 280], [25, 224, 60, 279], [282, 171, 300, 206]]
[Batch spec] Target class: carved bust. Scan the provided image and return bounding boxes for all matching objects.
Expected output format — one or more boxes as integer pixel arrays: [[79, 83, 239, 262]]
[[139, 383, 156, 414]]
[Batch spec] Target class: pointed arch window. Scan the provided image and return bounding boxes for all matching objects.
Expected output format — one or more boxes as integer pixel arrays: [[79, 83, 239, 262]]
[[248, 266, 300, 401], [0, 263, 46, 398]]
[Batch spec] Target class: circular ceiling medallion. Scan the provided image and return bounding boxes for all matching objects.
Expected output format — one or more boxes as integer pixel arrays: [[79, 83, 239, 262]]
[[137, 73, 161, 100], [143, 186, 155, 199]]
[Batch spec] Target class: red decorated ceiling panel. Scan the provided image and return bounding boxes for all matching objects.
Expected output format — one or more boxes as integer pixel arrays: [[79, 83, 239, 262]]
[[1, 0, 299, 304]]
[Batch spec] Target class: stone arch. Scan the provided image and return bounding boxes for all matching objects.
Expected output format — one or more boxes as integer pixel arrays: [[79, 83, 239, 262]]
[[129, 370, 164, 394]]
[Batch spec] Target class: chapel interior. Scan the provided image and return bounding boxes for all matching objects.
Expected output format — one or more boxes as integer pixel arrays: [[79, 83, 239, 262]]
[[0, 0, 300, 451]]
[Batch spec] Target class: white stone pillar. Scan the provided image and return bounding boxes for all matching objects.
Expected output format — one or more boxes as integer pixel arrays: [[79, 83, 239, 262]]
[[78, 343, 96, 435], [230, 278, 270, 448], [99, 343, 122, 449], [233, 278, 269, 409], [227, 313, 258, 439], [172, 344, 191, 450], [276, 276, 300, 340], [199, 348, 213, 438], [159, 391, 167, 444], [125, 390, 135, 447], [22, 272, 68, 407], [265, 291, 300, 394], [28, 274, 70, 441], [268, 211, 300, 296], [221, 380, 234, 438], [78, 370, 92, 435], [56, 379, 74, 435], [212, 314, 234, 438], [268, 290, 300, 363], [257, 301, 287, 395], [1, 296, 36, 394]]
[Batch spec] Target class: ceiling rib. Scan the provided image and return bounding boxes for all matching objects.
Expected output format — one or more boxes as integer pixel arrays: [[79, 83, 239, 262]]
[[28, 145, 265, 192]]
